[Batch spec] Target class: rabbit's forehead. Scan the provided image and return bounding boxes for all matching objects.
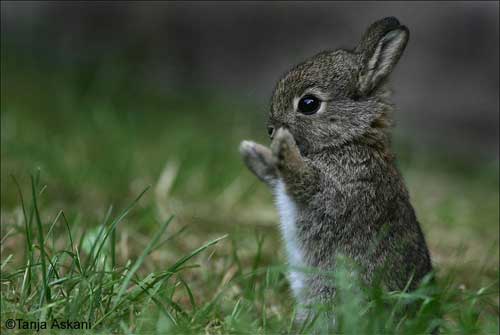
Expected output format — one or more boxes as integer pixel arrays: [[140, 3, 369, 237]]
[[271, 50, 359, 114]]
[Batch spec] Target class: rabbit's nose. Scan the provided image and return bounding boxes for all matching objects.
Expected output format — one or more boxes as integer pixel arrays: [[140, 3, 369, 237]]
[[267, 126, 275, 139]]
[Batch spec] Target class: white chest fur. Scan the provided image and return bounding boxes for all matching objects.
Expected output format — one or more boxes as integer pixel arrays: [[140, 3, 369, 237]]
[[274, 179, 306, 299]]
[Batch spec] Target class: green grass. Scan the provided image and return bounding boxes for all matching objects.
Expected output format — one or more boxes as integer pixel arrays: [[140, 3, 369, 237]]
[[1, 48, 498, 334]]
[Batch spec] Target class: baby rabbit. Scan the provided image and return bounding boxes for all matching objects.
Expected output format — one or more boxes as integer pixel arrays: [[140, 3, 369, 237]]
[[239, 17, 432, 319]]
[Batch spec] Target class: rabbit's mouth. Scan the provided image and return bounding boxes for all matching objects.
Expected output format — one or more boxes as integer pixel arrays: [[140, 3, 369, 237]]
[[295, 138, 309, 157], [288, 131, 309, 156]]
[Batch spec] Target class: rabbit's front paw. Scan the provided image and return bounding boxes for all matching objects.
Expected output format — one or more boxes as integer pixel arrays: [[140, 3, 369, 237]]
[[271, 128, 301, 170], [239, 140, 278, 184]]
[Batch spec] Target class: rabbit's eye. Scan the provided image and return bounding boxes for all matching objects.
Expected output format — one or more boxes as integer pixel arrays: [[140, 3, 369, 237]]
[[298, 95, 321, 115]]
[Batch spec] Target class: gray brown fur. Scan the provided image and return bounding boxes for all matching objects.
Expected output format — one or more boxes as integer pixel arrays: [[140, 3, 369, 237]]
[[239, 17, 432, 316]]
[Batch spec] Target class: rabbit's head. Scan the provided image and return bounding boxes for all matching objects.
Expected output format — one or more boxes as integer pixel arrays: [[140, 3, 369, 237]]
[[268, 17, 409, 155]]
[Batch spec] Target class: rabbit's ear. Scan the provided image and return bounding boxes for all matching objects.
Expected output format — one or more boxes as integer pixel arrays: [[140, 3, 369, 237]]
[[356, 17, 409, 96]]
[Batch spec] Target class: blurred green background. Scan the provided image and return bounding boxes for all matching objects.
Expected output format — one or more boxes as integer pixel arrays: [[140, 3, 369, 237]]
[[1, 1, 498, 333]]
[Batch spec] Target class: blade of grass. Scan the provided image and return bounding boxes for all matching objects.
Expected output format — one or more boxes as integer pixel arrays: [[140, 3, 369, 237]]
[[31, 174, 51, 318], [178, 276, 197, 312], [113, 215, 174, 309], [12, 175, 34, 301], [167, 234, 228, 274], [43, 210, 63, 246], [1, 254, 13, 270], [88, 186, 150, 272], [61, 212, 83, 275], [84, 205, 113, 272]]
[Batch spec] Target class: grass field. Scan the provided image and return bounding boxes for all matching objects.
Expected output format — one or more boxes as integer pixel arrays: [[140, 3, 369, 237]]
[[1, 51, 499, 334]]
